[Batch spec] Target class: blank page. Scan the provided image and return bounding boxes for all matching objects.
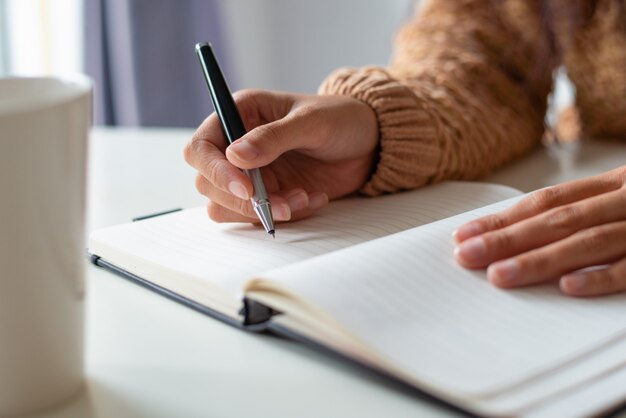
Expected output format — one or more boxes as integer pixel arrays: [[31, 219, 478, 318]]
[[250, 197, 626, 400], [89, 182, 520, 298]]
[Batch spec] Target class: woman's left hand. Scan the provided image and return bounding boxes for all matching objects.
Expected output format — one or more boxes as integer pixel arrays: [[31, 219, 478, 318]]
[[453, 166, 626, 297]]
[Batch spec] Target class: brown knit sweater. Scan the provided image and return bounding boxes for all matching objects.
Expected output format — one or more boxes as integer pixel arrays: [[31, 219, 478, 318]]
[[319, 0, 626, 196]]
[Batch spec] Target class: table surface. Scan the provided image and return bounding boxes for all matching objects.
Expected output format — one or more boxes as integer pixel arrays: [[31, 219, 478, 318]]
[[28, 127, 626, 418]]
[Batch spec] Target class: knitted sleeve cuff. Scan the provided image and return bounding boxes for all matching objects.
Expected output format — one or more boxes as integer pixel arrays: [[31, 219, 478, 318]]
[[319, 66, 441, 196]]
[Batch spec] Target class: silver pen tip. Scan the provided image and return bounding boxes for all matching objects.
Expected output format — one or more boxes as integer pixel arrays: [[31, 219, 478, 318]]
[[269, 230, 275, 239], [253, 200, 275, 238]]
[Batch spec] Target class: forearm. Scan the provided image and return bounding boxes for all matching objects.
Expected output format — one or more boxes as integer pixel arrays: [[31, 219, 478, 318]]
[[320, 1, 555, 195]]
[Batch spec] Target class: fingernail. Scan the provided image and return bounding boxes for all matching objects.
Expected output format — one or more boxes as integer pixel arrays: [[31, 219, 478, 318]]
[[308, 192, 328, 210], [286, 190, 309, 212], [272, 203, 291, 221], [560, 273, 586, 293], [228, 181, 249, 200], [453, 223, 483, 242], [488, 259, 520, 285], [230, 140, 258, 160], [455, 237, 486, 263]]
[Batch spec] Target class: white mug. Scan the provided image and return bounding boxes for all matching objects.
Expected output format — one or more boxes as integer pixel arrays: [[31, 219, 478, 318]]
[[0, 76, 91, 416]]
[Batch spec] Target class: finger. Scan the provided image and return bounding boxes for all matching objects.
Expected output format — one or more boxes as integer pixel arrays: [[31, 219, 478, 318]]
[[207, 200, 293, 223], [190, 89, 292, 150], [455, 187, 626, 268], [225, 108, 323, 170], [196, 176, 291, 221], [186, 128, 254, 199], [206, 201, 258, 223], [560, 257, 626, 297], [204, 189, 328, 224], [186, 112, 230, 156], [231, 89, 296, 127], [256, 166, 280, 195], [184, 89, 294, 198], [486, 221, 626, 288], [281, 190, 329, 222], [192, 153, 252, 200], [207, 194, 328, 224], [453, 171, 624, 243]]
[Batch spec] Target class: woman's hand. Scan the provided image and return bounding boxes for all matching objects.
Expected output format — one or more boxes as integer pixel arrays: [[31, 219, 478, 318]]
[[453, 166, 626, 297], [184, 89, 379, 223]]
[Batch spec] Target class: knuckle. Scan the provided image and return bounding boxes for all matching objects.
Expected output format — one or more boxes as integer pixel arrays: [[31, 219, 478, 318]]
[[522, 251, 550, 273], [485, 230, 514, 253], [614, 165, 626, 184], [579, 228, 610, 253], [232, 89, 262, 129], [292, 102, 318, 119], [204, 160, 223, 185], [484, 214, 507, 231], [194, 173, 207, 195], [545, 206, 582, 231], [527, 187, 562, 212], [232, 88, 257, 104], [183, 137, 200, 165], [252, 123, 281, 147], [183, 140, 193, 164]]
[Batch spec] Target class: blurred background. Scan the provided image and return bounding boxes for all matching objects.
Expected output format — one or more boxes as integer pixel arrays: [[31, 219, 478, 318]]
[[0, 0, 416, 128]]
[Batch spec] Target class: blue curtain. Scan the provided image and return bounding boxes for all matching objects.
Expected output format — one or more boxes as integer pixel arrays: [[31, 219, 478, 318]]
[[84, 0, 232, 127]]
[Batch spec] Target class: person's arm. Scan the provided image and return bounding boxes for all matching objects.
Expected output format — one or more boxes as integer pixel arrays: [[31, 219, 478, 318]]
[[320, 0, 556, 196], [557, 0, 626, 140], [183, 1, 555, 224]]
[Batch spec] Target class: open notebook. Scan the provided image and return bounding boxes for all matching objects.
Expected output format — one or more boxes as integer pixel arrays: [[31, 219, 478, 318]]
[[88, 182, 626, 418]]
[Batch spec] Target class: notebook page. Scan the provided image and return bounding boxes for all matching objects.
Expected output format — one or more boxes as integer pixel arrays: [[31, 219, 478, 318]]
[[89, 182, 520, 300], [249, 197, 626, 399], [523, 363, 626, 418], [481, 335, 626, 413]]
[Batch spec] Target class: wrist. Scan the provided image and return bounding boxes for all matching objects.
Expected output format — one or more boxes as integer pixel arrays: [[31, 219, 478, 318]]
[[321, 66, 440, 196]]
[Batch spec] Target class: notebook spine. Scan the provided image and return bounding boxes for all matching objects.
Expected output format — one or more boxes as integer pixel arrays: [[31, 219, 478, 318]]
[[240, 298, 277, 326]]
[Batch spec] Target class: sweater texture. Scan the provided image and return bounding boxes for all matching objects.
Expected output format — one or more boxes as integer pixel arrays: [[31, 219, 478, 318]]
[[319, 0, 626, 195]]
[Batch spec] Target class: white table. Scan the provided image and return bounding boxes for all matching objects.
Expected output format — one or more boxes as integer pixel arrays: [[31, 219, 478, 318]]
[[29, 128, 626, 418]]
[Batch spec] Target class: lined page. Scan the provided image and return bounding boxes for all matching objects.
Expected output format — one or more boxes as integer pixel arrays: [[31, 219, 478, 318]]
[[89, 182, 520, 299], [250, 197, 626, 399]]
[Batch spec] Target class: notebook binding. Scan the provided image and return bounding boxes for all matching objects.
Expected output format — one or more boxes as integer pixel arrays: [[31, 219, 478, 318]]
[[240, 298, 277, 326]]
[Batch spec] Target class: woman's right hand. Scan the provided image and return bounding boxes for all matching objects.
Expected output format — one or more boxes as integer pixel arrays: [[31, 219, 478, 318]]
[[184, 89, 379, 223]]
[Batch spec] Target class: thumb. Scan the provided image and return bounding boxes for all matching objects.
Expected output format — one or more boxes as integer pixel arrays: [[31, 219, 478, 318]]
[[225, 114, 319, 169]]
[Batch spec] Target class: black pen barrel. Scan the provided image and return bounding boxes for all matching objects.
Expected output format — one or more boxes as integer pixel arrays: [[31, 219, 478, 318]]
[[195, 42, 247, 144]]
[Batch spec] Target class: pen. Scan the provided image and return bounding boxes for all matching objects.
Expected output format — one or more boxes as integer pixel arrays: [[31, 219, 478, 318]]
[[195, 42, 275, 237]]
